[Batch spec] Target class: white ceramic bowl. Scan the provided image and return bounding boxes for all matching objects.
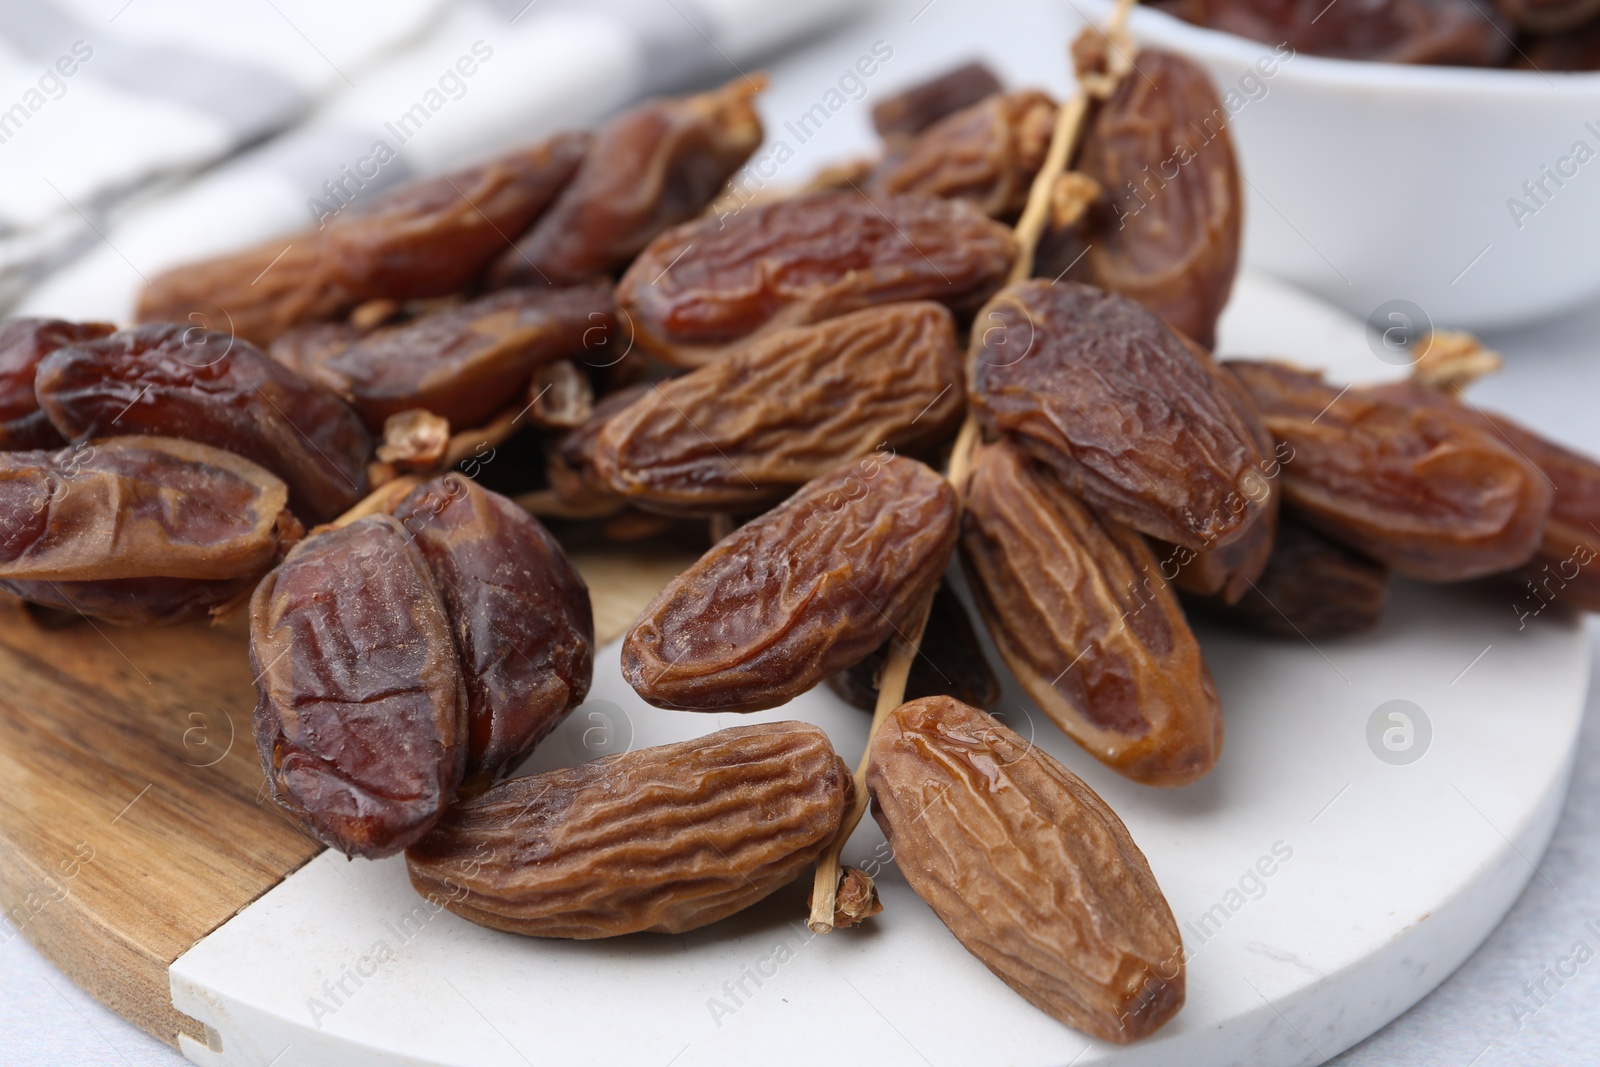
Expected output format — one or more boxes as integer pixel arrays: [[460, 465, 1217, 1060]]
[[1080, 0, 1600, 331]]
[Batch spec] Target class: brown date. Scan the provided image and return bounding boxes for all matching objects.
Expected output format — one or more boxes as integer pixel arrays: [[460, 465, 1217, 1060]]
[[871, 61, 1005, 142], [868, 697, 1185, 1041], [867, 90, 1056, 218], [137, 132, 588, 345], [0, 319, 114, 450], [390, 475, 594, 791], [971, 281, 1269, 551], [406, 721, 849, 938], [623, 454, 960, 712], [1048, 49, 1241, 349], [1153, 0, 1511, 65], [827, 581, 1001, 712], [962, 441, 1222, 786], [0, 436, 300, 624], [592, 302, 965, 515], [266, 321, 368, 383], [616, 190, 1017, 367], [490, 79, 763, 287], [1197, 516, 1389, 638], [1496, 0, 1600, 31], [317, 284, 615, 430], [251, 515, 466, 858], [1228, 360, 1551, 581], [36, 324, 371, 523], [547, 382, 653, 510]]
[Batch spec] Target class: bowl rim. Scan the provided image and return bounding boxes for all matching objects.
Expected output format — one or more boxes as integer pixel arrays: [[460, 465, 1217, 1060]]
[[1073, 0, 1600, 96]]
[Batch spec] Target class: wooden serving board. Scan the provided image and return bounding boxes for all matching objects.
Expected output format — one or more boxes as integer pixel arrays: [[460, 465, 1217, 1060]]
[[0, 546, 697, 1050]]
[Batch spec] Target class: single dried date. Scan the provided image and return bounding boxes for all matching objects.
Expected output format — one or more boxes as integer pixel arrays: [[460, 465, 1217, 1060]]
[[871, 61, 1004, 141], [971, 281, 1269, 551], [36, 324, 371, 523], [390, 476, 594, 790], [827, 581, 1000, 712], [0, 319, 114, 450], [962, 442, 1221, 785], [1154, 0, 1510, 65], [623, 454, 959, 712], [592, 303, 965, 515], [617, 190, 1017, 367], [320, 284, 615, 429], [1197, 516, 1389, 638], [406, 721, 849, 938], [1052, 49, 1241, 349], [251, 515, 466, 858], [868, 696, 1185, 1041], [1228, 360, 1551, 581], [491, 79, 763, 287], [137, 132, 588, 345], [0, 436, 300, 624], [868, 90, 1056, 218]]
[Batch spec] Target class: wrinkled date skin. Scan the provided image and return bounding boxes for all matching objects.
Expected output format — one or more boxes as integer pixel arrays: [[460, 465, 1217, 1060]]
[[491, 79, 763, 287], [592, 303, 965, 515], [0, 436, 299, 624], [623, 454, 960, 712], [971, 281, 1269, 551], [828, 581, 1001, 712], [36, 324, 371, 523], [251, 515, 466, 858], [1199, 516, 1390, 638], [1369, 380, 1600, 611], [0, 319, 114, 450], [137, 132, 588, 345], [319, 284, 615, 429], [391, 476, 594, 791], [548, 382, 653, 509], [1229, 361, 1552, 581], [962, 443, 1222, 786], [1053, 50, 1241, 349], [868, 90, 1057, 218], [617, 190, 1017, 367], [868, 697, 1186, 1042], [1154, 0, 1511, 65], [406, 721, 849, 938], [871, 61, 1004, 142], [267, 321, 369, 383]]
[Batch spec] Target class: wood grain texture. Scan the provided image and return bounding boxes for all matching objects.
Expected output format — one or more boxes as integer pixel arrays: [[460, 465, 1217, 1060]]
[[0, 543, 693, 1047]]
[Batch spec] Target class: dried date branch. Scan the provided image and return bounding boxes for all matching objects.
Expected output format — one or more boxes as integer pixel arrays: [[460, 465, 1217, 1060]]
[[807, 0, 1140, 934]]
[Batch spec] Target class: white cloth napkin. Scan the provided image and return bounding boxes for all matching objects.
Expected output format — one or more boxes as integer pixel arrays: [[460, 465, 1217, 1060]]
[[3, 0, 864, 323]]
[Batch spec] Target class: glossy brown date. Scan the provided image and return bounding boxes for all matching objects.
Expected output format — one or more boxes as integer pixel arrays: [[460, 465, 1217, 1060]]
[[36, 324, 371, 523], [490, 79, 763, 287], [1153, 0, 1511, 65], [592, 302, 965, 515], [1197, 516, 1390, 638], [961, 441, 1222, 786], [390, 475, 594, 791], [251, 515, 466, 858], [0, 319, 114, 450], [623, 454, 960, 712], [616, 190, 1017, 367], [872, 62, 1005, 141], [971, 281, 1269, 551]]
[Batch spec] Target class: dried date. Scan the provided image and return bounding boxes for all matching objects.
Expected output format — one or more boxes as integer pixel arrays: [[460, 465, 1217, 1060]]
[[592, 303, 965, 514], [871, 61, 1004, 141], [137, 132, 588, 345], [962, 441, 1223, 786], [0, 319, 114, 450], [827, 580, 1000, 712], [406, 721, 849, 938], [616, 190, 1017, 367], [36, 324, 371, 523], [319, 284, 615, 429], [971, 281, 1269, 551], [1228, 360, 1551, 581], [1154, 0, 1510, 65], [490, 79, 763, 287], [1197, 516, 1389, 638], [251, 515, 466, 858], [868, 696, 1185, 1041], [0, 436, 300, 624], [623, 454, 959, 712], [390, 475, 594, 790]]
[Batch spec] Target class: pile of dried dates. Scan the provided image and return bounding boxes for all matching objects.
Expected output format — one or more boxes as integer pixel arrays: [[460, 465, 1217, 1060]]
[[1155, 0, 1600, 69], [4, 28, 1599, 1046]]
